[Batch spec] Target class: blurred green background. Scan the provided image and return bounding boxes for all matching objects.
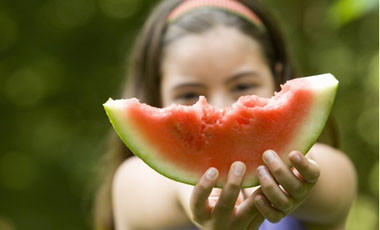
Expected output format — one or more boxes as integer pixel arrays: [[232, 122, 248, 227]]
[[0, 0, 378, 229]]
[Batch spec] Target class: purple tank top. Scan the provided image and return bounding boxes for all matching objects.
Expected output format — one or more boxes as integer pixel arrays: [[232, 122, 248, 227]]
[[259, 216, 305, 230], [166, 216, 305, 230]]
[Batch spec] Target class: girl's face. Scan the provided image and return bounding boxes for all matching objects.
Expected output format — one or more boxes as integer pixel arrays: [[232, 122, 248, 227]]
[[161, 26, 275, 108]]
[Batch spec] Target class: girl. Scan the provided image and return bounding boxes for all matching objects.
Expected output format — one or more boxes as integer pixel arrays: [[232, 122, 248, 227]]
[[95, 0, 357, 229]]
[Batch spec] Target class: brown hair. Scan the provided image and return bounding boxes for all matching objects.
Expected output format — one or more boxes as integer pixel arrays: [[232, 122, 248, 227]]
[[93, 0, 338, 229]]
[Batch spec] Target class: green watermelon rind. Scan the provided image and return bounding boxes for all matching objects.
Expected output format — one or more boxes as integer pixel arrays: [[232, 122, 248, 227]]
[[104, 73, 338, 188], [104, 100, 260, 187], [103, 101, 202, 185], [279, 73, 338, 166]]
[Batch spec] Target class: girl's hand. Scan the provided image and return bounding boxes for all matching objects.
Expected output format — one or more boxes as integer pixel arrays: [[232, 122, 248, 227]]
[[253, 150, 320, 223], [190, 162, 264, 230]]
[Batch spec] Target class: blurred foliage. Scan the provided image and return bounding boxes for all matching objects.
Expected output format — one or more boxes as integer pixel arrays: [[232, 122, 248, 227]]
[[0, 0, 378, 229]]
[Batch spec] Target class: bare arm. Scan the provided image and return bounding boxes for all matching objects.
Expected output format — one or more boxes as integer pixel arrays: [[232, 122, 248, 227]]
[[291, 143, 357, 229], [112, 156, 192, 230], [175, 143, 358, 230], [112, 143, 357, 229]]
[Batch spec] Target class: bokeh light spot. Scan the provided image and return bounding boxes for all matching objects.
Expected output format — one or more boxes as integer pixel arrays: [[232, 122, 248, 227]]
[[358, 15, 379, 51], [0, 12, 18, 51], [356, 106, 379, 146], [328, 0, 378, 27], [31, 56, 65, 95], [303, 1, 332, 41], [312, 44, 355, 86], [45, 0, 95, 28], [368, 162, 379, 197], [0, 152, 38, 191], [98, 0, 139, 19], [364, 53, 379, 92], [3, 56, 65, 107], [30, 110, 73, 159], [0, 217, 14, 230], [3, 68, 47, 107], [346, 195, 378, 230]]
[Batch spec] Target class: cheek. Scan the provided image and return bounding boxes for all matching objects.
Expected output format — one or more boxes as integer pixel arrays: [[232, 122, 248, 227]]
[[161, 95, 170, 108], [261, 83, 276, 98], [262, 74, 276, 98]]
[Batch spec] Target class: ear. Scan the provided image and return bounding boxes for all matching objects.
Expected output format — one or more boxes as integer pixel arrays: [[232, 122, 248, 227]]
[[275, 62, 283, 76], [274, 62, 284, 91]]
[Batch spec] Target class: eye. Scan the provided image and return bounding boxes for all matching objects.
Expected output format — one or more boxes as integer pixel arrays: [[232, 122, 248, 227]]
[[231, 82, 259, 100], [174, 91, 202, 105], [176, 92, 200, 100], [233, 83, 256, 92]]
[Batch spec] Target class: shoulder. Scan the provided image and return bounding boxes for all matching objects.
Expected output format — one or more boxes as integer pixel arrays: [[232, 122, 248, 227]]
[[112, 156, 192, 229], [113, 156, 183, 194], [113, 156, 162, 185], [308, 142, 344, 157], [307, 143, 357, 181], [309, 142, 357, 210]]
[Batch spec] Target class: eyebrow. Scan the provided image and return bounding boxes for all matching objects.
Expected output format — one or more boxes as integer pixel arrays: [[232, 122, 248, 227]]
[[225, 71, 260, 85], [172, 82, 207, 91], [171, 71, 260, 91]]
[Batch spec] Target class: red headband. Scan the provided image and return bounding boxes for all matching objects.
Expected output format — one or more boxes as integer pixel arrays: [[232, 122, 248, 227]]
[[167, 0, 264, 28]]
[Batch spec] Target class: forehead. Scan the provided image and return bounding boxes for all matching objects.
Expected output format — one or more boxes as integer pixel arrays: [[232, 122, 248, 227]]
[[161, 26, 269, 83]]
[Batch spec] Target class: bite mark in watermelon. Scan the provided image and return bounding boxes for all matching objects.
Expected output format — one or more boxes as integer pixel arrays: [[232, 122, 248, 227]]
[[104, 73, 338, 187]]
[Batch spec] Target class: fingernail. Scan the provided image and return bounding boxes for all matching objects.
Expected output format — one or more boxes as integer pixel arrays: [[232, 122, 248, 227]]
[[206, 168, 218, 180], [263, 150, 275, 164], [233, 162, 245, 176], [257, 166, 268, 178], [290, 152, 301, 163]]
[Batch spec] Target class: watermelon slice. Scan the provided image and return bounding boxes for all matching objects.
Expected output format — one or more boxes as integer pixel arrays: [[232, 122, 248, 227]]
[[104, 73, 338, 187]]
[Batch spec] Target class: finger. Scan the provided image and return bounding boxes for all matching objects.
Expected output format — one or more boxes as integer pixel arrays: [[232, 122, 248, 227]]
[[212, 162, 246, 224], [232, 191, 261, 228], [289, 151, 320, 183], [208, 188, 222, 208], [262, 150, 307, 200], [254, 193, 284, 223], [190, 167, 218, 222], [256, 165, 293, 213], [247, 213, 265, 230]]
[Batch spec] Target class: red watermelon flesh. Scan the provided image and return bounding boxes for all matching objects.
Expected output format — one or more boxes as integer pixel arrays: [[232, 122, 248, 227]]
[[104, 73, 338, 187]]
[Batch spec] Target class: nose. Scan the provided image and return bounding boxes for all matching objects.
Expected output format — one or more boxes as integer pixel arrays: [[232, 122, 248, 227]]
[[208, 91, 234, 109]]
